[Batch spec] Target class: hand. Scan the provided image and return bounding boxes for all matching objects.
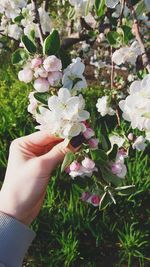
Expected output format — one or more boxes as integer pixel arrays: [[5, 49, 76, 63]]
[[0, 131, 76, 225]]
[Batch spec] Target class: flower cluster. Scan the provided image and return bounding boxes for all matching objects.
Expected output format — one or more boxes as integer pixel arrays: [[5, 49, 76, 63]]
[[68, 157, 97, 178], [81, 192, 101, 207], [96, 96, 115, 117], [119, 74, 150, 140], [110, 149, 127, 179]]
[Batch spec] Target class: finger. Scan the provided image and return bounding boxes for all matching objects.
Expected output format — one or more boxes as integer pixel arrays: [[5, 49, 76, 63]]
[[17, 130, 63, 147]]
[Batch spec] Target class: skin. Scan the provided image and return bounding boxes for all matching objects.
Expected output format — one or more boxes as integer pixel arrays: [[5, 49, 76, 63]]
[[0, 131, 77, 225]]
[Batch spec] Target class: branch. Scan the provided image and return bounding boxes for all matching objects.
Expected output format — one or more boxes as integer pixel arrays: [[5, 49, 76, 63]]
[[126, 0, 150, 73], [31, 0, 44, 46]]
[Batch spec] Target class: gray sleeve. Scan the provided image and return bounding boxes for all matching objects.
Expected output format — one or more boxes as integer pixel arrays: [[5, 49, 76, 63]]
[[0, 211, 36, 267]]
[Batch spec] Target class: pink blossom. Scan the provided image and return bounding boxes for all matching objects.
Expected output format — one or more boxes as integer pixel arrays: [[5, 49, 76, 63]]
[[48, 71, 62, 86], [43, 55, 62, 72], [111, 162, 123, 175], [80, 192, 91, 201], [70, 161, 81, 172], [90, 195, 101, 206], [34, 78, 49, 92], [27, 92, 38, 115], [82, 157, 95, 170], [88, 138, 99, 149], [18, 68, 33, 83], [34, 66, 48, 78], [83, 127, 95, 139], [31, 57, 43, 69]]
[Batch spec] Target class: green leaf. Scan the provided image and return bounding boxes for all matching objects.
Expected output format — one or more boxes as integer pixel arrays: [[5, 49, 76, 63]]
[[21, 35, 36, 54], [94, 0, 106, 17], [61, 151, 76, 172], [43, 30, 60, 56], [59, 48, 71, 69], [14, 15, 24, 23], [115, 185, 136, 195], [91, 149, 108, 165], [135, 0, 146, 17], [34, 92, 50, 105], [12, 48, 29, 65], [107, 31, 122, 47], [101, 134, 111, 152], [121, 25, 134, 45], [108, 144, 118, 160], [101, 166, 122, 186]]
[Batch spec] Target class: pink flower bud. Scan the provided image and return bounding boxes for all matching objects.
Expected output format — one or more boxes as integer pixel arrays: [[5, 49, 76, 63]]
[[34, 67, 48, 78], [82, 157, 95, 170], [48, 71, 62, 86], [31, 57, 43, 69], [18, 68, 33, 83], [80, 192, 91, 201], [128, 133, 134, 141], [43, 55, 62, 72], [83, 128, 95, 139], [88, 138, 99, 148], [34, 78, 49, 92], [90, 195, 101, 206], [111, 162, 122, 175], [70, 161, 81, 172]]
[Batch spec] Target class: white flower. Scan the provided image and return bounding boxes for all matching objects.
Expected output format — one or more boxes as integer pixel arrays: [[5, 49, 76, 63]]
[[111, 160, 127, 178], [43, 56, 62, 72], [112, 3, 129, 17], [0, 0, 27, 19], [109, 135, 125, 148], [62, 57, 87, 91], [105, 0, 120, 8], [7, 24, 22, 40], [27, 92, 38, 115], [69, 0, 94, 15], [96, 96, 115, 116], [132, 136, 147, 151], [112, 41, 142, 65], [18, 68, 33, 83], [36, 88, 90, 138], [38, 7, 51, 34], [119, 74, 150, 137]]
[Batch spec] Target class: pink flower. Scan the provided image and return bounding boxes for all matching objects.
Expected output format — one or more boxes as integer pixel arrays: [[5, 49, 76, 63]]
[[34, 78, 49, 92], [82, 157, 95, 170], [111, 161, 127, 178], [31, 57, 43, 69], [48, 71, 62, 86], [83, 127, 95, 139], [43, 55, 62, 72], [90, 195, 101, 206], [18, 68, 33, 83], [80, 192, 91, 201], [34, 66, 48, 78], [88, 138, 99, 149], [70, 161, 81, 172], [27, 92, 38, 114]]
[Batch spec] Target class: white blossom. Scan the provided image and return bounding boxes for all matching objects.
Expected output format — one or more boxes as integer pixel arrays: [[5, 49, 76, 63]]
[[132, 136, 147, 151], [109, 135, 125, 148], [7, 24, 22, 40], [119, 74, 150, 137], [105, 0, 120, 9], [35, 88, 90, 138], [0, 0, 27, 19], [96, 96, 115, 116], [112, 41, 142, 65], [62, 57, 87, 91]]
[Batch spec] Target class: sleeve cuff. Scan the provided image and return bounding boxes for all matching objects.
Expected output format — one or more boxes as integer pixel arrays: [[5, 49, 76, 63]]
[[0, 211, 36, 267]]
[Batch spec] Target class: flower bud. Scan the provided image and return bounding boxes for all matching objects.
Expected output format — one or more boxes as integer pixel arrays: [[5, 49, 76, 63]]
[[88, 138, 99, 149], [111, 162, 122, 175], [43, 55, 62, 72], [18, 68, 33, 83], [128, 133, 134, 141], [31, 57, 43, 69], [82, 157, 95, 170], [90, 195, 101, 206], [34, 78, 49, 92], [83, 128, 95, 139], [70, 161, 81, 172], [48, 71, 62, 86], [80, 192, 91, 202]]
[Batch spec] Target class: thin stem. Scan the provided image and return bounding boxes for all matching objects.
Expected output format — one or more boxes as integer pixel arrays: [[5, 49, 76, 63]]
[[126, 0, 150, 73], [31, 0, 44, 46]]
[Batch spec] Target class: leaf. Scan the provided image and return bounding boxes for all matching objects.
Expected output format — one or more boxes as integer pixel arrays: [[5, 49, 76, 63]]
[[12, 48, 28, 65], [108, 144, 118, 161], [59, 48, 71, 69], [121, 25, 134, 45], [135, 0, 146, 17], [99, 192, 111, 210], [21, 35, 36, 54], [43, 30, 60, 56], [94, 0, 106, 17], [34, 92, 50, 105], [101, 133, 111, 152], [115, 185, 136, 195], [61, 151, 76, 172], [14, 15, 24, 23], [107, 31, 122, 47], [91, 149, 108, 165], [101, 166, 122, 186]]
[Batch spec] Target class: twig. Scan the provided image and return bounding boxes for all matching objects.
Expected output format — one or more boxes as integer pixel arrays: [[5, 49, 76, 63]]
[[31, 0, 44, 46], [111, 47, 115, 89], [126, 0, 150, 73], [118, 0, 125, 26]]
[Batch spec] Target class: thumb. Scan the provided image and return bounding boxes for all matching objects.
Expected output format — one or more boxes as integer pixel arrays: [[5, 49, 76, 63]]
[[39, 140, 78, 174]]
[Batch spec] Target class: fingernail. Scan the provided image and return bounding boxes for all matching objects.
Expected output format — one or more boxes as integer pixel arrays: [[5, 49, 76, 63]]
[[70, 133, 85, 148]]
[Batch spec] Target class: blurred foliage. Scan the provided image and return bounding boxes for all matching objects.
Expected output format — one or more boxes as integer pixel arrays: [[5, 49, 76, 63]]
[[0, 54, 150, 267]]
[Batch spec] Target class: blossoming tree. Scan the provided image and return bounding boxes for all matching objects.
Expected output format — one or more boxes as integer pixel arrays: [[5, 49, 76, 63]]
[[0, 0, 149, 209]]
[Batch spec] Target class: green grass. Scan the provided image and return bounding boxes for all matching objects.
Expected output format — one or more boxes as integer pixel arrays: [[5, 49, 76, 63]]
[[0, 60, 150, 267]]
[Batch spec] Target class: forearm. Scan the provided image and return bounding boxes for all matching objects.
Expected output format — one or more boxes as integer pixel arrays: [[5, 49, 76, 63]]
[[0, 212, 35, 267]]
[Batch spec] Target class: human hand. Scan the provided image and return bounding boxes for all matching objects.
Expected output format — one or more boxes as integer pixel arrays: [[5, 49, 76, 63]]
[[0, 131, 77, 225]]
